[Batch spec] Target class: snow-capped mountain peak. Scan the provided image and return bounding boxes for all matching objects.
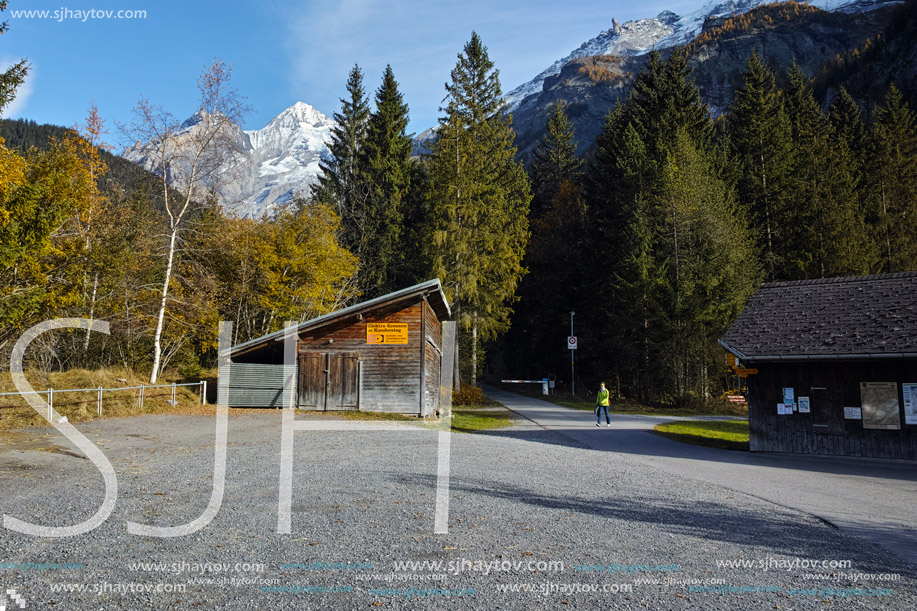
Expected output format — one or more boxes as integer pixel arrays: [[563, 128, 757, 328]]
[[503, 0, 891, 110], [124, 102, 334, 218]]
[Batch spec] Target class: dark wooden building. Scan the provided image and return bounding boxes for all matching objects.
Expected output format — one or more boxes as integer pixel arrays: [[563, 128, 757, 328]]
[[720, 272, 917, 459], [226, 279, 452, 415]]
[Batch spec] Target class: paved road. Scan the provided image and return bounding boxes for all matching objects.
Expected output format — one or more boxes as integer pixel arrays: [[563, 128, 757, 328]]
[[484, 385, 917, 567]]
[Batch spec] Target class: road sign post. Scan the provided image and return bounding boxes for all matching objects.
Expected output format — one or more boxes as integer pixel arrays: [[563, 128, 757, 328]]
[[569, 311, 576, 398]]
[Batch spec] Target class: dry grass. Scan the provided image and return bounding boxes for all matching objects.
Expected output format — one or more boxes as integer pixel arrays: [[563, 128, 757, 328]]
[[0, 368, 519, 432], [0, 368, 216, 430], [299, 403, 517, 433]]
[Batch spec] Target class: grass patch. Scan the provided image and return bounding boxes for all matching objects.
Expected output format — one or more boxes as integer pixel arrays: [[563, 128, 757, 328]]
[[493, 383, 747, 417], [0, 368, 215, 431], [451, 406, 514, 432], [652, 420, 749, 451]]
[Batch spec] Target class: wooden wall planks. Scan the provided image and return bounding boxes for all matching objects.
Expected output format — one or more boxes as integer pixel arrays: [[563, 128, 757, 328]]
[[746, 359, 917, 458]]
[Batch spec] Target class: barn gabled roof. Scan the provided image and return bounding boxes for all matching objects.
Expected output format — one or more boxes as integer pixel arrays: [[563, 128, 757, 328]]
[[229, 279, 451, 358], [719, 272, 917, 362]]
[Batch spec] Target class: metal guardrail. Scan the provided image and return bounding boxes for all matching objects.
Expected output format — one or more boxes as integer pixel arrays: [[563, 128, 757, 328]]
[[0, 381, 207, 417]]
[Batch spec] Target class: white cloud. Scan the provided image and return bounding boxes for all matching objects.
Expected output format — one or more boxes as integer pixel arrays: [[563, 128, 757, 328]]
[[0, 57, 34, 119]]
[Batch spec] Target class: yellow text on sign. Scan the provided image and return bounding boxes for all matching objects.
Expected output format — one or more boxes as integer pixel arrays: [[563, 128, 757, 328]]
[[367, 323, 409, 345]]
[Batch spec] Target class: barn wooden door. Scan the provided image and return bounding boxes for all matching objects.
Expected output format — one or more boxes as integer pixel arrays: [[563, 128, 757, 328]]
[[327, 353, 359, 411], [298, 352, 358, 410], [811, 386, 845, 435], [298, 352, 327, 409]]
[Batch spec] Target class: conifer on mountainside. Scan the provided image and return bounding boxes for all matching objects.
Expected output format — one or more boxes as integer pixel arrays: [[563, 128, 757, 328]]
[[530, 100, 582, 218], [583, 50, 722, 401], [573, 48, 766, 403], [427, 32, 531, 385], [654, 130, 758, 400], [726, 50, 794, 280], [866, 84, 917, 272], [783, 64, 875, 279], [829, 86, 868, 164], [509, 101, 584, 376]]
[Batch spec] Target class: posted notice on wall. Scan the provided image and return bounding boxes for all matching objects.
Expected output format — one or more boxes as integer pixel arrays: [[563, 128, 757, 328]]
[[782, 387, 795, 410], [904, 383, 917, 425], [777, 403, 792, 415], [366, 322, 409, 345], [844, 407, 862, 420], [860, 382, 901, 430], [798, 396, 810, 413]]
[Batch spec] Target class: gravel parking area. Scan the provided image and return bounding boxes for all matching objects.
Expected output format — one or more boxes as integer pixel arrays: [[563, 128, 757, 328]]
[[1, 410, 915, 609]]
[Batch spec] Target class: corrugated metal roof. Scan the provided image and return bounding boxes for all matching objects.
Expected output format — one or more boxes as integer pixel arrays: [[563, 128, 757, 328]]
[[719, 272, 917, 362], [228, 279, 451, 357]]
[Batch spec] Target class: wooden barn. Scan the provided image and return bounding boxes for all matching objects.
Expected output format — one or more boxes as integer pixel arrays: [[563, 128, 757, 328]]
[[226, 279, 452, 415], [720, 272, 917, 459]]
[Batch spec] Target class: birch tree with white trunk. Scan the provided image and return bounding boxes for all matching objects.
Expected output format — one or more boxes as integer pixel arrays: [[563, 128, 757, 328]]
[[121, 59, 247, 383]]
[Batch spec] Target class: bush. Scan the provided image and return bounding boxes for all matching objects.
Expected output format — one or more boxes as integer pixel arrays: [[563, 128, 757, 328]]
[[452, 385, 485, 406]]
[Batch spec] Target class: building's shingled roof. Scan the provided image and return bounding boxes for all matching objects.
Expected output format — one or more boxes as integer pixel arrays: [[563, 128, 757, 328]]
[[719, 272, 917, 361]]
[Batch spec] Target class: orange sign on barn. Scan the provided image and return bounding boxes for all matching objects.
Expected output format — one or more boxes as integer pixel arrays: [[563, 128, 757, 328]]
[[367, 322, 409, 344]]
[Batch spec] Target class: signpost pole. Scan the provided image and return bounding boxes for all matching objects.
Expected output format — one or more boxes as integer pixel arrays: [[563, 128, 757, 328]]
[[570, 311, 575, 398]]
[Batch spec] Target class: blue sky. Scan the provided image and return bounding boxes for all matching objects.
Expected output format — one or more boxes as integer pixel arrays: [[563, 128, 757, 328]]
[[1, 0, 697, 143]]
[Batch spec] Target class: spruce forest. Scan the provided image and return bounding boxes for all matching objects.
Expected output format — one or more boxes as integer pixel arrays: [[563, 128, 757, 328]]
[[2, 23, 916, 406]]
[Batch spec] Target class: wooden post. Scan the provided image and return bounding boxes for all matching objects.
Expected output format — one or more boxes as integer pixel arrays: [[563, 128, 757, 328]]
[[139, 384, 144, 409], [98, 386, 102, 416], [202, 380, 207, 405], [47, 388, 52, 421], [171, 382, 176, 406], [420, 299, 426, 416]]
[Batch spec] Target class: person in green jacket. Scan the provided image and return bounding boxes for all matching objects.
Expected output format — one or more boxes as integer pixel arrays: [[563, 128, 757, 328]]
[[595, 382, 610, 427]]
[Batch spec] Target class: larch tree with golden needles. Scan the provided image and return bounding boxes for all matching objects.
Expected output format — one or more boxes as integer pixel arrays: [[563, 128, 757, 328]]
[[63, 103, 113, 352]]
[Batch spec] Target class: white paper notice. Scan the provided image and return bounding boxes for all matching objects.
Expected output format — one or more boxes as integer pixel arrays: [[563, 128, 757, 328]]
[[844, 407, 862, 420], [904, 383, 917, 426], [798, 396, 810, 413], [782, 387, 795, 410]]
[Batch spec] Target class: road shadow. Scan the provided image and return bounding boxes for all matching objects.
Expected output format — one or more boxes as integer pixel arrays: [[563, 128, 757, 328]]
[[483, 389, 917, 483], [393, 471, 913, 573]]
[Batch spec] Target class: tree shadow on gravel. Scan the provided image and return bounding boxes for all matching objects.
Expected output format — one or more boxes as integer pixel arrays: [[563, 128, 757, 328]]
[[474, 420, 917, 483], [394, 471, 914, 574]]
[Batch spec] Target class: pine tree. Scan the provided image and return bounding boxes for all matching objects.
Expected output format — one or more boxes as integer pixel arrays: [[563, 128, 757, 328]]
[[829, 86, 867, 163], [0, 1, 28, 115], [530, 100, 582, 217], [727, 50, 794, 280], [655, 130, 758, 401], [783, 64, 875, 279], [360, 65, 413, 296], [582, 51, 716, 400], [394, 161, 432, 290], [427, 32, 532, 385], [511, 100, 584, 376], [629, 49, 713, 162], [313, 64, 370, 272], [866, 84, 917, 272]]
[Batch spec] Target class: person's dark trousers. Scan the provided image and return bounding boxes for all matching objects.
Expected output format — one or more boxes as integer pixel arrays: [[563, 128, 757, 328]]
[[596, 404, 610, 425]]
